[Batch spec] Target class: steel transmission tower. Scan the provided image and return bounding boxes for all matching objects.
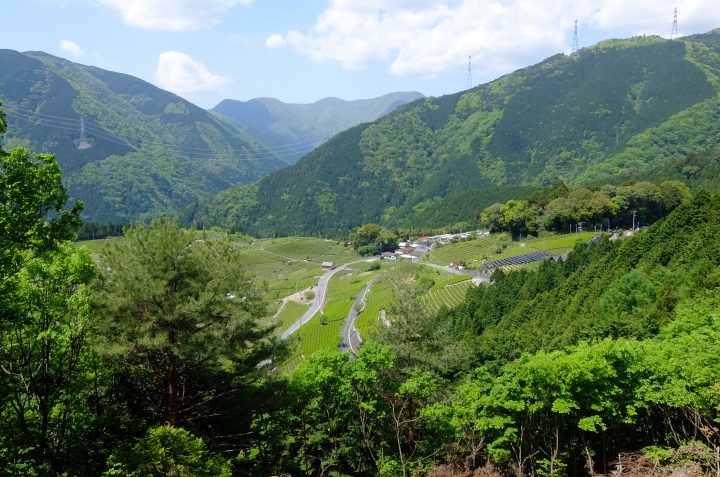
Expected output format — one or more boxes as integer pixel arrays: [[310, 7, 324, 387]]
[[74, 116, 93, 150], [572, 19, 579, 54], [670, 7, 678, 39], [466, 55, 473, 89]]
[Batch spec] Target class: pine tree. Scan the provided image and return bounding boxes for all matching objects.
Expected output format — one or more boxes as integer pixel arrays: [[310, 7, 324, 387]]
[[95, 218, 276, 426]]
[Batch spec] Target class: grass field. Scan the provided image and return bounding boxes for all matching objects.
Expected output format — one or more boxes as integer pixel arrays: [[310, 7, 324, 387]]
[[75, 236, 126, 253]]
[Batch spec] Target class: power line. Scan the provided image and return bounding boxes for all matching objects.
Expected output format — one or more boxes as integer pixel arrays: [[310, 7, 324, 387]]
[[8, 104, 318, 152], [670, 7, 678, 39], [3, 104, 322, 162]]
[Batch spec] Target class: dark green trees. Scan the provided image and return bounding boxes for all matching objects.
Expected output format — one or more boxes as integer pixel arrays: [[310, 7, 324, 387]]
[[351, 223, 399, 256], [95, 219, 276, 427]]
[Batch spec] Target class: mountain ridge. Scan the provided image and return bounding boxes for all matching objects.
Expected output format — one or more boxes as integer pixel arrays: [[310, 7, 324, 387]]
[[212, 91, 425, 164], [0, 49, 286, 223], [192, 29, 720, 236]]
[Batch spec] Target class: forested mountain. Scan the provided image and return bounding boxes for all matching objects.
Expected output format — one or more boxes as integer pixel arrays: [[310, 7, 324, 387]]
[[212, 92, 424, 164], [196, 29, 720, 236], [0, 49, 286, 223]]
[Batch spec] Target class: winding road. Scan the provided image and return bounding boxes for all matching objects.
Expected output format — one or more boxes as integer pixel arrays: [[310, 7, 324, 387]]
[[280, 258, 377, 340], [340, 276, 378, 355]]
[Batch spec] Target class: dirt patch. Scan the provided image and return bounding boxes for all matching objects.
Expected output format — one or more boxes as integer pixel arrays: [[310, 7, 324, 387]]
[[598, 450, 704, 477], [426, 461, 504, 477], [272, 288, 314, 319]]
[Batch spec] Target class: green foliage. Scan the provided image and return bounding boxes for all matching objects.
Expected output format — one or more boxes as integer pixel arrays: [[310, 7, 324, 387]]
[[352, 223, 398, 255], [0, 245, 98, 475], [480, 180, 690, 235], [94, 218, 276, 426], [103, 426, 231, 477], [218, 30, 720, 236], [213, 92, 423, 165], [0, 147, 81, 281], [0, 50, 285, 224], [0, 111, 104, 475]]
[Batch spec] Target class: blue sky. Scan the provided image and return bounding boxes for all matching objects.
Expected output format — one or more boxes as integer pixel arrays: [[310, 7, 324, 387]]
[[4, 0, 720, 108]]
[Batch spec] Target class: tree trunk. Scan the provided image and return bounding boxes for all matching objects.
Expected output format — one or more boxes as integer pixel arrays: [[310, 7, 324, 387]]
[[165, 350, 180, 427]]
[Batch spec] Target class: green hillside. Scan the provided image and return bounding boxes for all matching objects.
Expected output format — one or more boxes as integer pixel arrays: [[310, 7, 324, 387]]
[[205, 30, 720, 236], [0, 49, 286, 223], [212, 92, 424, 164]]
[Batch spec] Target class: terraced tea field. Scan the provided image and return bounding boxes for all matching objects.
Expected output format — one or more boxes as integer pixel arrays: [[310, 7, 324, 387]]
[[422, 281, 474, 314], [356, 279, 396, 339], [276, 301, 311, 333], [425, 232, 598, 269]]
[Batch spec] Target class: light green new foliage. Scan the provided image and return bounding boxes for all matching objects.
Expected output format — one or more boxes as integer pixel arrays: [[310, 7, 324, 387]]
[[0, 245, 96, 474], [0, 103, 92, 474], [104, 426, 231, 477]]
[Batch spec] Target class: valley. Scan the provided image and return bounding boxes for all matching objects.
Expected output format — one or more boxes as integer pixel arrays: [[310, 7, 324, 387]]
[[2, 17, 720, 477]]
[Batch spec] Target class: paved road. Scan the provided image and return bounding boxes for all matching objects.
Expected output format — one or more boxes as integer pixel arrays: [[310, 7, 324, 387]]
[[281, 258, 377, 339], [424, 261, 473, 275], [281, 265, 348, 339], [423, 262, 491, 281], [340, 276, 377, 355]]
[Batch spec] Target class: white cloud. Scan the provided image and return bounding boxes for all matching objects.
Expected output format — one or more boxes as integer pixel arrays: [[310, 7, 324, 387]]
[[154, 51, 231, 95], [265, 33, 287, 48], [274, 0, 720, 77], [98, 0, 253, 31], [59, 39, 85, 59]]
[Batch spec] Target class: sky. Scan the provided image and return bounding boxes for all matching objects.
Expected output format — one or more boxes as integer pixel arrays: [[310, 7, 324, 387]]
[[3, 0, 720, 109]]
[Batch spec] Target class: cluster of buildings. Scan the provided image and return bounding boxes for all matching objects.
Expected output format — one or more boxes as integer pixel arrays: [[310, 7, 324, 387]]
[[381, 230, 488, 262]]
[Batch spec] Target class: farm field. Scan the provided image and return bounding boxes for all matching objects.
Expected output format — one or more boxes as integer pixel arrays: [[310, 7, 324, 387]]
[[75, 236, 127, 253], [430, 273, 472, 291], [251, 236, 358, 265], [276, 301, 311, 333], [425, 232, 598, 269], [322, 269, 380, 321], [425, 237, 503, 266], [355, 279, 396, 340], [422, 281, 474, 314], [275, 268, 380, 373]]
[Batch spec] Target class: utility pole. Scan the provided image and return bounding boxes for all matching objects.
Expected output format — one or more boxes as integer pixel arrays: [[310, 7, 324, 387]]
[[632, 210, 637, 231]]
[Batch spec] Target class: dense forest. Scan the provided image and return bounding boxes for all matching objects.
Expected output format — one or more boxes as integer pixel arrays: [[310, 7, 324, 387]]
[[185, 29, 720, 237], [0, 49, 285, 224], [3, 91, 720, 477]]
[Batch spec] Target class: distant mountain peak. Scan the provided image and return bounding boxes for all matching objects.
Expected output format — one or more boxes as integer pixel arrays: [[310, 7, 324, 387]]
[[212, 91, 424, 164]]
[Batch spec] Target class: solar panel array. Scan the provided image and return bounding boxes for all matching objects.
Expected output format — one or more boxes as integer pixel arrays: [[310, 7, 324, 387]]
[[482, 250, 555, 271]]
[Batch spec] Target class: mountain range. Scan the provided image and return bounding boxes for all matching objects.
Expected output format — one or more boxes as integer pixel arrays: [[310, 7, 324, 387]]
[[0, 49, 291, 223], [187, 29, 720, 236], [213, 92, 424, 164]]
